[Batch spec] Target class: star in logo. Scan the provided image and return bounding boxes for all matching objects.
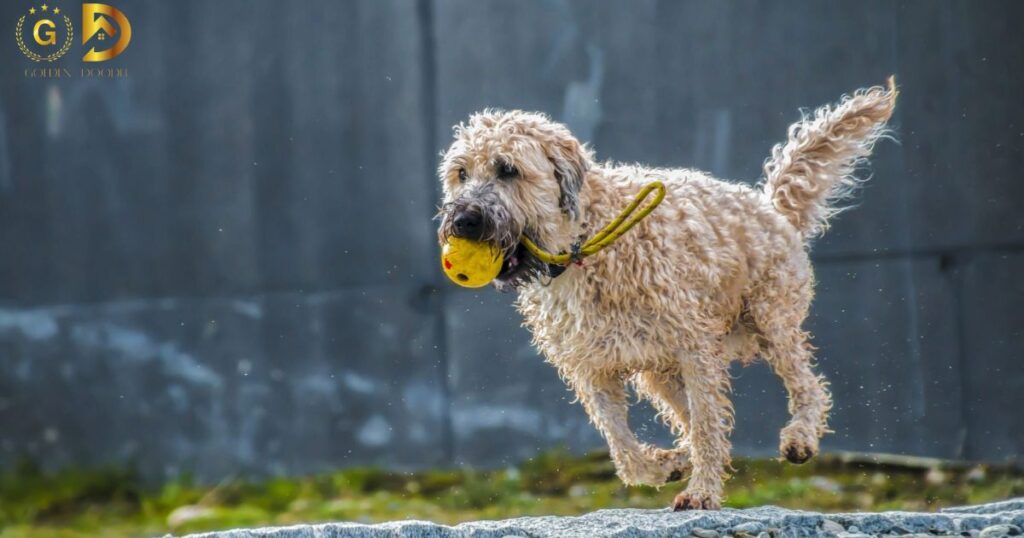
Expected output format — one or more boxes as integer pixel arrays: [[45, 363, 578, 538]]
[[28, 7, 36, 14], [53, 7, 60, 14], [40, 4, 49, 11]]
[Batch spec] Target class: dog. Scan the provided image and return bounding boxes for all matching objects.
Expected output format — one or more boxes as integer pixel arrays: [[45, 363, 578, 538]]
[[436, 79, 897, 510]]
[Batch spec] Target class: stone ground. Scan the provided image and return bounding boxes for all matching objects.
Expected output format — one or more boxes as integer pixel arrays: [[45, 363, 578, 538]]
[[180, 499, 1024, 538]]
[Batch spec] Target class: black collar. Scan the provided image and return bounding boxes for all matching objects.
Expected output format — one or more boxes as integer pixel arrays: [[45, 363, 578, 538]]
[[544, 237, 586, 280], [547, 263, 568, 279]]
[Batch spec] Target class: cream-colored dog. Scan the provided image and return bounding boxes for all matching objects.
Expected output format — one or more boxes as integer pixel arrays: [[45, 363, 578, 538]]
[[437, 80, 897, 510]]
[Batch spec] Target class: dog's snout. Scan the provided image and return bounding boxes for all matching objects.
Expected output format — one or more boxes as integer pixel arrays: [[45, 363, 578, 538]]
[[452, 210, 484, 240]]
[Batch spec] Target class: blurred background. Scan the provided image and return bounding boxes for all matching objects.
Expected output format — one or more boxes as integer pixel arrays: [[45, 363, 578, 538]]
[[1, 0, 1023, 536]]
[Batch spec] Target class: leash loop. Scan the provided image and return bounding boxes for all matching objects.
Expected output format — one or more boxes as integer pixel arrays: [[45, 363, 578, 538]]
[[521, 181, 666, 266], [569, 240, 584, 264]]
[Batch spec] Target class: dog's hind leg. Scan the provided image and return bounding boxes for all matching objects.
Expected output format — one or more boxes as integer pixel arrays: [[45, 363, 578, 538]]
[[574, 374, 690, 486], [632, 371, 693, 482], [749, 277, 832, 464], [632, 371, 691, 446], [763, 329, 831, 464]]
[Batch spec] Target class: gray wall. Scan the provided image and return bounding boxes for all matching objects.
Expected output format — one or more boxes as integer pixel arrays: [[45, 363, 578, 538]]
[[0, 0, 1021, 480]]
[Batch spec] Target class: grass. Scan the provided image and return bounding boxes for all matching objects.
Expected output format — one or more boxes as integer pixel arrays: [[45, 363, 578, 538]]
[[1, 451, 1021, 538]]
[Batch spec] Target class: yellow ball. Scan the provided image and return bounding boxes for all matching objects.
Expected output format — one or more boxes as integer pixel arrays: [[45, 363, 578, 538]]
[[441, 237, 503, 288]]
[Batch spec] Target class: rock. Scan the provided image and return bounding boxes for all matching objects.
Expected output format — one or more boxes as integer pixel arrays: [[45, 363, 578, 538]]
[[967, 466, 989, 483], [945, 500, 1024, 515], [167, 505, 215, 529], [925, 467, 948, 486], [809, 476, 842, 494], [822, 519, 847, 534], [979, 524, 1022, 538], [182, 499, 1024, 538], [731, 521, 765, 534]]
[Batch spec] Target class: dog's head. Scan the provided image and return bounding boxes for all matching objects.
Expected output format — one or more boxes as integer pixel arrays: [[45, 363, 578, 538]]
[[437, 110, 593, 290]]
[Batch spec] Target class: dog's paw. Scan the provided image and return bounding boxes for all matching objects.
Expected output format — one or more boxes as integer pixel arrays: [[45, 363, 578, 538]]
[[646, 446, 691, 484], [671, 489, 722, 511], [615, 458, 669, 486], [782, 442, 815, 464], [617, 469, 661, 486], [779, 424, 819, 464]]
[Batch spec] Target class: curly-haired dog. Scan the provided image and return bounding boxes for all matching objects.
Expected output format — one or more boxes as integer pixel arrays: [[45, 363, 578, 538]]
[[437, 79, 897, 510]]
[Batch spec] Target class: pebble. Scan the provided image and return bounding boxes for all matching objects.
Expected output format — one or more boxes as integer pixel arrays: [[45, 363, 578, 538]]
[[731, 522, 764, 534], [821, 519, 846, 534], [691, 529, 720, 538], [980, 524, 1022, 538]]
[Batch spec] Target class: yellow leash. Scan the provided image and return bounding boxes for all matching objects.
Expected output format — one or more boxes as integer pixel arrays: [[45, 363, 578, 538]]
[[521, 181, 667, 266]]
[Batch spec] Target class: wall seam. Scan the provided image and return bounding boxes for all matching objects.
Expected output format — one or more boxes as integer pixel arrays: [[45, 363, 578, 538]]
[[416, 0, 453, 466]]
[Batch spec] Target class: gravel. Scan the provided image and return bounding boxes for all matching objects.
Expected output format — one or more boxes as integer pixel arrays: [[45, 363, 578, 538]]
[[178, 498, 1024, 538]]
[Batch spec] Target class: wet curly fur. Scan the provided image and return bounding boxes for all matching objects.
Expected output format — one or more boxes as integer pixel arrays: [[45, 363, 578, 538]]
[[437, 79, 897, 510]]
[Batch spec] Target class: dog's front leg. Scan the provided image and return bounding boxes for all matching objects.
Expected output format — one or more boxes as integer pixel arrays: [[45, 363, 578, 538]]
[[673, 353, 733, 511], [574, 374, 688, 486], [632, 371, 691, 444]]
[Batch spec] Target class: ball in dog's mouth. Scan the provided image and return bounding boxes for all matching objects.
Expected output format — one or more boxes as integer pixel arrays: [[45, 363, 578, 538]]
[[440, 237, 503, 288], [440, 236, 546, 289]]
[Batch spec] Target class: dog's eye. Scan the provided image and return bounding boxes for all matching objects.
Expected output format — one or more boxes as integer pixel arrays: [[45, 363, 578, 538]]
[[497, 161, 519, 180], [458, 168, 467, 183]]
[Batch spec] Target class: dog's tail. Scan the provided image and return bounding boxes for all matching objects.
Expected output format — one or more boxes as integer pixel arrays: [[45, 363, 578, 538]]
[[762, 77, 898, 238]]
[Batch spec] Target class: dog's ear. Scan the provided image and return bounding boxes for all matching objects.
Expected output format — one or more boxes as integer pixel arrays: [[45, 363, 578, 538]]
[[546, 137, 589, 219]]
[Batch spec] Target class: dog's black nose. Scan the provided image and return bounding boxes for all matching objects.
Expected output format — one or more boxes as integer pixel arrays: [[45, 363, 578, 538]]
[[452, 210, 484, 239]]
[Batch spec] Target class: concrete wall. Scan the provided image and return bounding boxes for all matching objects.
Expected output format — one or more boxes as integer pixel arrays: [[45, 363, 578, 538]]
[[0, 0, 1021, 480]]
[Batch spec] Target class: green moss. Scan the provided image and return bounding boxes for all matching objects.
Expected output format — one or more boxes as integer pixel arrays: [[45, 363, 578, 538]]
[[0, 451, 1020, 538]]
